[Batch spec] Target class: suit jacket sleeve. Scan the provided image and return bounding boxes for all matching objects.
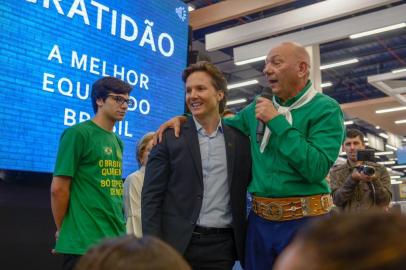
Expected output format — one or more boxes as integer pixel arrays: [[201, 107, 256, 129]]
[[141, 132, 170, 238]]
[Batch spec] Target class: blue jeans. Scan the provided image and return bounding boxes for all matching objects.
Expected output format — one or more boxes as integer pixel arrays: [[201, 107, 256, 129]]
[[245, 211, 321, 270]]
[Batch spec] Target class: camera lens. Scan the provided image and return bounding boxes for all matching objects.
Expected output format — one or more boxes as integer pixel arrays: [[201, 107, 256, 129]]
[[357, 165, 375, 176], [363, 166, 375, 176], [358, 165, 375, 176]]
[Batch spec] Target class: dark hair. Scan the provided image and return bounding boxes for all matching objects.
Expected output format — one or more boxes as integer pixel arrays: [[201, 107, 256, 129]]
[[91, 77, 133, 113], [136, 132, 155, 167], [75, 235, 191, 270], [346, 128, 365, 143], [291, 212, 406, 270], [182, 61, 228, 113]]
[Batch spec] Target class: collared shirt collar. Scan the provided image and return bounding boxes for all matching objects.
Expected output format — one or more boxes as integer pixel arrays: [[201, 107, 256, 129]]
[[193, 116, 223, 137], [275, 80, 312, 107]]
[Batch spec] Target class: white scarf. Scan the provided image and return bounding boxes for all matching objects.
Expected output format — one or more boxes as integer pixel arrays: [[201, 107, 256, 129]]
[[259, 85, 318, 153]]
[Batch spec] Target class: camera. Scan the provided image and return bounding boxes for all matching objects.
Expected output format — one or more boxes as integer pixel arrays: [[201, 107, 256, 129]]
[[356, 149, 376, 176], [356, 165, 375, 176]]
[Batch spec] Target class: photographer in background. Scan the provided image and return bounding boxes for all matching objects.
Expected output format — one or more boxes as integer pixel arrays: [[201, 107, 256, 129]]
[[330, 129, 392, 213]]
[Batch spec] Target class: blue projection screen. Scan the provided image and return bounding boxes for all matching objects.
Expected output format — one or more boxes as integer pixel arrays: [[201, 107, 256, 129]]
[[0, 0, 188, 177]]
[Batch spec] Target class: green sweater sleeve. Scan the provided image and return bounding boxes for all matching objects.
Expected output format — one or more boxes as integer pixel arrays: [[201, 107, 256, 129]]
[[268, 102, 345, 183]]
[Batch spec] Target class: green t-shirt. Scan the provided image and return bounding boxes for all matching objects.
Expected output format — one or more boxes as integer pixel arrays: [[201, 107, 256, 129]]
[[54, 120, 126, 255], [224, 81, 345, 197]]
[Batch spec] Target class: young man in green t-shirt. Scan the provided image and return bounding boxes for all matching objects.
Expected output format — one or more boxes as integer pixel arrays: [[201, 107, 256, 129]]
[[50, 76, 133, 270]]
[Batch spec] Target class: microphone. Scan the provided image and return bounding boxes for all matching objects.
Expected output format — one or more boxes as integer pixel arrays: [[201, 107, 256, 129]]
[[256, 88, 273, 143]]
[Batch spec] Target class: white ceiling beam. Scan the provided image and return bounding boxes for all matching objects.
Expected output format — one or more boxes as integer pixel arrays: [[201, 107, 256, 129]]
[[368, 71, 406, 83], [385, 80, 406, 94], [189, 0, 292, 30], [206, 0, 399, 51], [233, 3, 406, 64], [368, 71, 406, 106]]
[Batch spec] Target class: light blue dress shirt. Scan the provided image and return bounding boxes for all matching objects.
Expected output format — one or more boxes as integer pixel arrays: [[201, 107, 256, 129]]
[[193, 117, 232, 228]]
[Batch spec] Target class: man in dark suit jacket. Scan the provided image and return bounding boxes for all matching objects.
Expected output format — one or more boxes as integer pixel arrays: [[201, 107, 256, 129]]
[[142, 61, 251, 270]]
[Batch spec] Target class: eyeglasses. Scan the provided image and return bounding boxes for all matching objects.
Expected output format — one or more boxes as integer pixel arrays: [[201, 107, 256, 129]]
[[108, 95, 134, 106]]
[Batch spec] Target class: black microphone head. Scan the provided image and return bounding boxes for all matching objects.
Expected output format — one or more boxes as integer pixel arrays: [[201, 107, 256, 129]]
[[256, 87, 273, 143], [261, 87, 273, 100]]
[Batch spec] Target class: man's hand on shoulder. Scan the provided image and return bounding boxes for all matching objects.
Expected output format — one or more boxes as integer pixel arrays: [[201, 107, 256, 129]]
[[153, 116, 187, 145]]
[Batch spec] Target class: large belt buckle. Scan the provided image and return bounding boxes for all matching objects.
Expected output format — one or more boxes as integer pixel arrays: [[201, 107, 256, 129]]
[[320, 195, 332, 211], [301, 198, 309, 216], [266, 202, 283, 220]]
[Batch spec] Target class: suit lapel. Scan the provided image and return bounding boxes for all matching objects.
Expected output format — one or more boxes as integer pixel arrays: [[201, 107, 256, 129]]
[[222, 121, 236, 186], [183, 118, 203, 186]]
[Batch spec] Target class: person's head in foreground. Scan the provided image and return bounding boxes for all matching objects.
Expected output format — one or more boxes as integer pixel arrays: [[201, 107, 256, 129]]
[[274, 211, 406, 270], [75, 235, 191, 270]]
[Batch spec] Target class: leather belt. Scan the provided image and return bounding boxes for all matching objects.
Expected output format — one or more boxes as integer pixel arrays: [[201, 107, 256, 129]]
[[252, 194, 332, 221], [193, 226, 233, 235]]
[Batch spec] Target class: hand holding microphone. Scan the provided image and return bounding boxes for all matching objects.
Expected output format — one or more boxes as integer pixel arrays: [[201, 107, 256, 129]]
[[255, 89, 278, 143]]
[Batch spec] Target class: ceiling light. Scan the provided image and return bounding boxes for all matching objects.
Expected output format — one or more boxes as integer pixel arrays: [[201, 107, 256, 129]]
[[391, 180, 402, 184], [390, 169, 403, 176], [376, 106, 406, 114], [395, 119, 406, 124], [386, 144, 398, 151], [227, 98, 247, 106], [392, 165, 406, 169], [375, 151, 394, 156], [375, 126, 380, 129], [392, 67, 406, 74], [391, 175, 401, 179], [228, 79, 259, 89], [386, 167, 392, 172], [320, 58, 359, 70], [344, 120, 354, 125], [235, 56, 267, 66], [349, 22, 406, 39], [379, 133, 388, 139], [378, 161, 396, 165], [321, 82, 332, 88], [188, 5, 195, 12]]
